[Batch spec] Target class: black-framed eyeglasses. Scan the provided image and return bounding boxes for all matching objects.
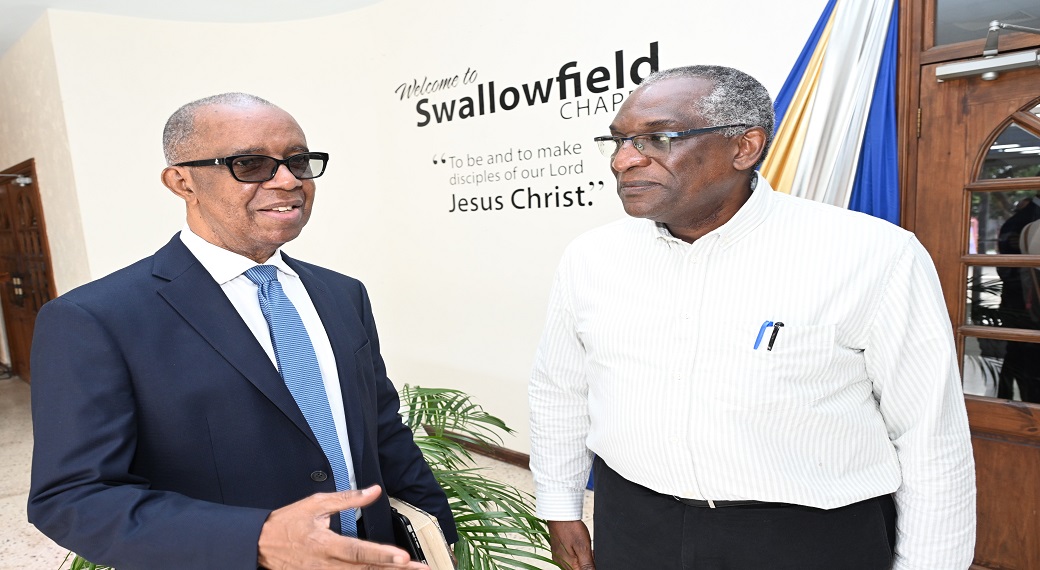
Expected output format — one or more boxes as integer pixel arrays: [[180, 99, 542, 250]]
[[594, 124, 746, 160], [173, 152, 329, 183]]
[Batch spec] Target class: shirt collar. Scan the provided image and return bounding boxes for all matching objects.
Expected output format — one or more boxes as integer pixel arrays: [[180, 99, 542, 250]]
[[645, 172, 776, 248], [179, 225, 299, 285]]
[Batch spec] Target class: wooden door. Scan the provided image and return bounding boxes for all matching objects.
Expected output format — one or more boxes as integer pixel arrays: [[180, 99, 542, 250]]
[[0, 159, 56, 382], [915, 64, 1040, 569]]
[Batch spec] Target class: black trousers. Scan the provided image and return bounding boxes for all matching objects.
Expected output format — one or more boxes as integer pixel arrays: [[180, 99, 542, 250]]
[[592, 457, 896, 570]]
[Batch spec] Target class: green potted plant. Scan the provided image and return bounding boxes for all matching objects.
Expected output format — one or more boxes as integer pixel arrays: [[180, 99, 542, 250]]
[[58, 553, 111, 570], [62, 385, 555, 570], [399, 385, 554, 570]]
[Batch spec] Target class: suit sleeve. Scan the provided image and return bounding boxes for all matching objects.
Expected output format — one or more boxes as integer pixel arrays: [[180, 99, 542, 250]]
[[354, 282, 459, 544], [27, 298, 270, 569]]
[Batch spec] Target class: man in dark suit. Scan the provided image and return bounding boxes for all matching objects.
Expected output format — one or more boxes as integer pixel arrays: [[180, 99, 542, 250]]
[[27, 93, 455, 569]]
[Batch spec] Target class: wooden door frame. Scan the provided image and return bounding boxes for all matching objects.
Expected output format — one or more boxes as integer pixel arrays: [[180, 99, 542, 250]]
[[898, 1, 1040, 235], [0, 158, 57, 380], [897, 0, 922, 233], [897, 2, 1040, 347], [899, 2, 1040, 569]]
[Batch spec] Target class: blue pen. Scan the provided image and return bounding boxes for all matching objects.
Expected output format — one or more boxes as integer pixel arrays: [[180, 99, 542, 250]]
[[753, 320, 774, 349]]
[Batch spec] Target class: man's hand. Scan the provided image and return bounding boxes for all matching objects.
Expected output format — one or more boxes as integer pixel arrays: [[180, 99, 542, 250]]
[[258, 485, 429, 569], [548, 520, 595, 570]]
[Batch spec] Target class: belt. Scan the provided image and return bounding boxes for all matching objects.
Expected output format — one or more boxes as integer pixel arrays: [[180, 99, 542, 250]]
[[673, 497, 789, 509]]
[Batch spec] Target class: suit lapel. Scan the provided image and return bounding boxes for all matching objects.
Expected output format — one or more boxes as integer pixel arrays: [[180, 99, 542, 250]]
[[286, 257, 368, 475], [151, 236, 317, 446]]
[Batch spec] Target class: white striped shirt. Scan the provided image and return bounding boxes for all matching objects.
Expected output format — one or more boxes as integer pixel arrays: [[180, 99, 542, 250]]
[[529, 175, 976, 569]]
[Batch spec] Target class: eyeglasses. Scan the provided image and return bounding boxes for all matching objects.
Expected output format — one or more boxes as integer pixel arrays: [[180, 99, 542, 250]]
[[173, 152, 329, 183], [594, 124, 746, 160]]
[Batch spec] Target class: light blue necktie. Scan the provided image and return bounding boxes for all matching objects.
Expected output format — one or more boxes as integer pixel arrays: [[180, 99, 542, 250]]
[[245, 265, 357, 537]]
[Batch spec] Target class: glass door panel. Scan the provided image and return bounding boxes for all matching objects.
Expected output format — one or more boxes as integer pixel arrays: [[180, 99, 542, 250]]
[[936, 0, 1040, 46], [981, 123, 1040, 179], [969, 189, 1040, 254], [961, 99, 1040, 402]]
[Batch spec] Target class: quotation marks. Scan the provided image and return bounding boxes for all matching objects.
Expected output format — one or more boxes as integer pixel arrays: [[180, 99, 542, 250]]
[[432, 153, 447, 165], [587, 180, 606, 202]]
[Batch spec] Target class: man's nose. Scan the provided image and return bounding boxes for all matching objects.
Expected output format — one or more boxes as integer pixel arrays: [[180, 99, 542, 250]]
[[611, 140, 651, 172], [265, 164, 303, 190]]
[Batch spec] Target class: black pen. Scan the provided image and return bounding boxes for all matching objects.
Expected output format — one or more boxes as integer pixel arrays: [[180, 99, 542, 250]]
[[766, 322, 784, 351]]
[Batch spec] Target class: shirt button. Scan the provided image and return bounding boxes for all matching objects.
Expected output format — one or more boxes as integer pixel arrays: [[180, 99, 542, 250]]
[[310, 470, 328, 482]]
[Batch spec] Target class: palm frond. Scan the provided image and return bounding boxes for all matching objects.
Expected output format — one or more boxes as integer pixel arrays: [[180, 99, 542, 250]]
[[62, 554, 112, 570], [413, 434, 476, 471], [400, 385, 513, 449], [436, 469, 552, 570], [401, 385, 554, 569]]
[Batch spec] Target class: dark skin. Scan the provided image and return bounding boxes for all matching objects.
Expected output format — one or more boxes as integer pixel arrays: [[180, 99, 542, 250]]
[[161, 103, 316, 264], [547, 76, 767, 570], [608, 76, 766, 243], [257, 487, 429, 570], [548, 520, 595, 570]]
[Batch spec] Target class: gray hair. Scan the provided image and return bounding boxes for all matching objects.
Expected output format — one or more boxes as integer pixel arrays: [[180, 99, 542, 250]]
[[640, 66, 775, 168], [162, 92, 275, 165]]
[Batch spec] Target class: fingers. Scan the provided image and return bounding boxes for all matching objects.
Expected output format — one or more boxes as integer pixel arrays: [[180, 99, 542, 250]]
[[311, 484, 383, 517], [334, 534, 415, 566], [258, 486, 425, 569], [547, 520, 595, 570]]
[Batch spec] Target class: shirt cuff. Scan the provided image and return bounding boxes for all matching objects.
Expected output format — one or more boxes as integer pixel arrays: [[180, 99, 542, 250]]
[[536, 488, 586, 520]]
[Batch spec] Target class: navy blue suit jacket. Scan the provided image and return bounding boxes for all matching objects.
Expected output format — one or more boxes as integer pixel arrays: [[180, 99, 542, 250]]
[[28, 235, 456, 569]]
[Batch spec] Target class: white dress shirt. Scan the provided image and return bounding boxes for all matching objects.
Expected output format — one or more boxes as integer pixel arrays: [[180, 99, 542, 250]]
[[180, 227, 357, 492], [529, 175, 976, 569]]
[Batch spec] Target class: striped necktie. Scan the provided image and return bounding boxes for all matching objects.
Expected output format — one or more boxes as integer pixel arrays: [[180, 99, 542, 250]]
[[244, 264, 357, 537]]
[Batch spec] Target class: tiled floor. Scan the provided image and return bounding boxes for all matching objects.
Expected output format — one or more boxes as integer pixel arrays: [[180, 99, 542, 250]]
[[0, 376, 591, 569], [0, 377, 69, 568]]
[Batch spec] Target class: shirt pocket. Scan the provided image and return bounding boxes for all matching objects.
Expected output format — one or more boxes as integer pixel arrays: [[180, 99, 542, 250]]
[[723, 324, 839, 411]]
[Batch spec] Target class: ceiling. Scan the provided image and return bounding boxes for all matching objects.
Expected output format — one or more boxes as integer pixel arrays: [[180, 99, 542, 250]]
[[5, 1, 1039, 59], [0, 0, 379, 58]]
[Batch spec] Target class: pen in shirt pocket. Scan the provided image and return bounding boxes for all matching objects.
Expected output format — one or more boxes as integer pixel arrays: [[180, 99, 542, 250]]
[[753, 320, 784, 351]]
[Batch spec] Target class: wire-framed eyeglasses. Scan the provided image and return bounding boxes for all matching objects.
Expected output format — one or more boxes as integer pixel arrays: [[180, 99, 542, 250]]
[[594, 124, 746, 160], [173, 152, 329, 183]]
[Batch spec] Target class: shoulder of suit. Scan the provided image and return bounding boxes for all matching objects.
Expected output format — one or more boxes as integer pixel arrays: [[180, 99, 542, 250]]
[[281, 255, 365, 289]]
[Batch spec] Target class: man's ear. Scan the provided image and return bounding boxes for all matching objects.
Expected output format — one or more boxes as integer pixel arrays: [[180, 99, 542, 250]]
[[162, 166, 197, 204], [732, 127, 767, 171]]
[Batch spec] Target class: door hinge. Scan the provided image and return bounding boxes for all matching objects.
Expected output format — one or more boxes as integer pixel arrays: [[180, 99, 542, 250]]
[[916, 108, 922, 138]]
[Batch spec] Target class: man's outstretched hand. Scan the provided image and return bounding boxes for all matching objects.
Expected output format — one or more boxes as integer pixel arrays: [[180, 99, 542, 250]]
[[258, 485, 429, 570]]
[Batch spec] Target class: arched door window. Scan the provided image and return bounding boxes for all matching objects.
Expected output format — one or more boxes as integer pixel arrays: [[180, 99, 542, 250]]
[[964, 101, 1040, 402]]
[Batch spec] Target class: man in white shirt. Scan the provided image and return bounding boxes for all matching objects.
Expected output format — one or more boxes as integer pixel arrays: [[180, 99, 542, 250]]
[[529, 66, 975, 569], [28, 93, 452, 569]]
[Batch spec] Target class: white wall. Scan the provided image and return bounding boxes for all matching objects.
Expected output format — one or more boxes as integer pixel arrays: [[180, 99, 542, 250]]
[[36, 0, 826, 452], [0, 13, 90, 297]]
